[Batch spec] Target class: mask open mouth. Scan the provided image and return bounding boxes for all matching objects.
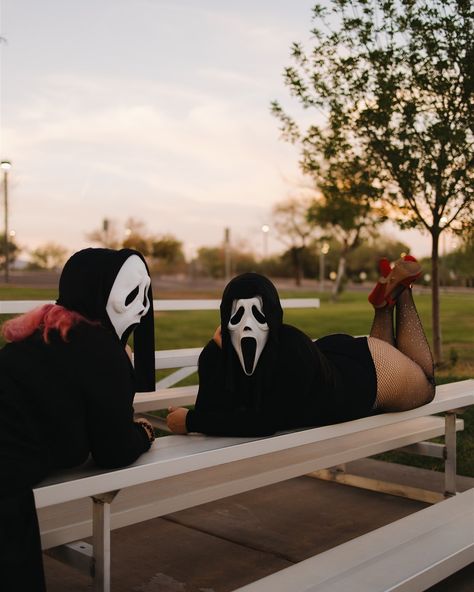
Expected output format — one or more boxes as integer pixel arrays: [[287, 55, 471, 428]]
[[241, 337, 257, 375], [120, 322, 139, 346]]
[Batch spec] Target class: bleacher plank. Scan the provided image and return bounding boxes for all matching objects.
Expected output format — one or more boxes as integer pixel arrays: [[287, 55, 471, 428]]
[[33, 379, 473, 592], [0, 297, 320, 314], [233, 489, 474, 592], [37, 413, 465, 549], [36, 380, 473, 509]]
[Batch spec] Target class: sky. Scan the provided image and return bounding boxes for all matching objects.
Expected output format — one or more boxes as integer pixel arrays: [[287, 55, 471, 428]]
[[0, 0, 434, 262]]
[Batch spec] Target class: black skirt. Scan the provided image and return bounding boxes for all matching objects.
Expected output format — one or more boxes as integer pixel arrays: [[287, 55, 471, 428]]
[[315, 333, 377, 421]]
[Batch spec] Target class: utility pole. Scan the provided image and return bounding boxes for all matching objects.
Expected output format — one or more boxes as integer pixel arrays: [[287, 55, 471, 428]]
[[1, 160, 12, 283], [224, 227, 231, 281]]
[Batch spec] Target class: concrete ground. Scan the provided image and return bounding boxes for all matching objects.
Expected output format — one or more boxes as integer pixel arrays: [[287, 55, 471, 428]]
[[43, 460, 474, 592]]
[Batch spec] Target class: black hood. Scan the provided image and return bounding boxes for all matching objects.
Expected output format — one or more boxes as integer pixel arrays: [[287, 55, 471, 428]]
[[220, 272, 283, 347], [219, 273, 283, 400], [56, 247, 155, 392]]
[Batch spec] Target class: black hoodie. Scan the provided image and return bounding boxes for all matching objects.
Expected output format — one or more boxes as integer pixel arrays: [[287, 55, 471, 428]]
[[0, 248, 154, 493], [56, 247, 155, 392], [185, 273, 359, 437]]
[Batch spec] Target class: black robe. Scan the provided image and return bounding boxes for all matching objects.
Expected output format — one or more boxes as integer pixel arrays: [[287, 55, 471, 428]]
[[185, 273, 377, 437], [0, 322, 150, 494], [0, 322, 151, 591], [0, 247, 155, 591]]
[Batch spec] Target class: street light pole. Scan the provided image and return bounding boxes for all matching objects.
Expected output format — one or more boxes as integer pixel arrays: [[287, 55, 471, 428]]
[[224, 227, 231, 281], [319, 242, 329, 292], [261, 224, 270, 260], [1, 160, 12, 283]]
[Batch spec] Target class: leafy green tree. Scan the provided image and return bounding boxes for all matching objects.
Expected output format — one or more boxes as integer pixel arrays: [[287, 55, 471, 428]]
[[151, 235, 186, 274], [0, 233, 20, 271], [122, 218, 151, 255], [441, 231, 474, 287], [347, 237, 412, 281], [194, 244, 259, 279], [195, 246, 225, 278], [28, 242, 68, 270], [306, 149, 386, 298], [272, 196, 318, 285], [272, 0, 473, 363]]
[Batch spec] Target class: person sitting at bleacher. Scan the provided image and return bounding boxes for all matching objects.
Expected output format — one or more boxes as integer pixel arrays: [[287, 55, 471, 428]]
[[167, 256, 435, 437], [0, 248, 156, 592]]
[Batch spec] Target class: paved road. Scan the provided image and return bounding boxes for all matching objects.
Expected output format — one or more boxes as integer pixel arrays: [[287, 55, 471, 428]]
[[1, 270, 472, 295]]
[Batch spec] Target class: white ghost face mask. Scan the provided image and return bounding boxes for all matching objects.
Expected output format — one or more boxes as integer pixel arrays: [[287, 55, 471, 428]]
[[106, 255, 151, 340], [227, 296, 269, 376]]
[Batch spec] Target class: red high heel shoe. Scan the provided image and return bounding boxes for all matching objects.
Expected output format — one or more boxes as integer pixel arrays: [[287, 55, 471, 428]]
[[368, 255, 421, 308]]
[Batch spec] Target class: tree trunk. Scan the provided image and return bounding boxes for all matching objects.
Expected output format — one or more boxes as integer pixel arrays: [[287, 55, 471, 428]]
[[431, 232, 443, 365], [331, 255, 346, 301], [292, 247, 303, 286]]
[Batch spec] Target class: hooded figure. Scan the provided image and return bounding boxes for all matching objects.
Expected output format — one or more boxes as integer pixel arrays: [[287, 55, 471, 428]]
[[178, 272, 377, 437], [0, 248, 155, 592], [56, 247, 155, 392], [220, 273, 282, 389]]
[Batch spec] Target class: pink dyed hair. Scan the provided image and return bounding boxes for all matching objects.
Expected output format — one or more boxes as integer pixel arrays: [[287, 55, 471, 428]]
[[2, 304, 95, 344]]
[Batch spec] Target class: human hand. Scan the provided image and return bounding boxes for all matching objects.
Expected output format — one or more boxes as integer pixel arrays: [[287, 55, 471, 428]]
[[166, 407, 189, 434], [213, 325, 222, 348]]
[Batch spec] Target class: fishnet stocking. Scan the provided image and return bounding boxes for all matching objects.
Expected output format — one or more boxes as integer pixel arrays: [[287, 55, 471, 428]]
[[368, 337, 434, 411], [395, 289, 434, 379], [368, 288, 435, 411], [369, 306, 395, 346]]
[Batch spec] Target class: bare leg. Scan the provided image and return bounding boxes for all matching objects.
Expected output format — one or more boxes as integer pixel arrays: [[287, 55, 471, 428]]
[[368, 289, 435, 411]]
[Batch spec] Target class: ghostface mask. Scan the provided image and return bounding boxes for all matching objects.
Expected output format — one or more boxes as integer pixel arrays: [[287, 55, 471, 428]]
[[227, 296, 269, 376], [106, 255, 151, 342]]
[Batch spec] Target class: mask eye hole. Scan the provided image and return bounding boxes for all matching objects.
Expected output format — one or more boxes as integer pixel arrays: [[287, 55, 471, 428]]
[[252, 305, 266, 324], [125, 286, 139, 306], [230, 306, 244, 325]]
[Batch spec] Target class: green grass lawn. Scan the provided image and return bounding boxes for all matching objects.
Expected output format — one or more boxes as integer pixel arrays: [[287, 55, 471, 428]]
[[1, 285, 473, 476]]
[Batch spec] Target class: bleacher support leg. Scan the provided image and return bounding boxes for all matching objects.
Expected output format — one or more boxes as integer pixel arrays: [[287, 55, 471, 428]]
[[444, 412, 457, 497], [92, 491, 119, 592]]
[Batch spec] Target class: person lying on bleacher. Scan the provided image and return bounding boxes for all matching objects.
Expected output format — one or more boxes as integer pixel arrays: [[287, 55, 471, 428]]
[[167, 257, 435, 437]]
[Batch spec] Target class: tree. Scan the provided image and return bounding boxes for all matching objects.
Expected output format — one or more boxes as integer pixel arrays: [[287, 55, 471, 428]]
[[194, 244, 259, 278], [28, 242, 68, 270], [304, 134, 386, 297], [151, 235, 186, 274], [0, 233, 20, 271], [442, 230, 474, 287], [272, 0, 473, 363], [122, 218, 151, 255], [347, 237, 412, 281], [195, 246, 225, 278], [85, 218, 122, 249], [272, 196, 318, 285]]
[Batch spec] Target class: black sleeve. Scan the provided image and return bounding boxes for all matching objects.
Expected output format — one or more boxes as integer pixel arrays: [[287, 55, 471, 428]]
[[78, 327, 151, 468], [185, 341, 276, 437], [187, 326, 323, 437]]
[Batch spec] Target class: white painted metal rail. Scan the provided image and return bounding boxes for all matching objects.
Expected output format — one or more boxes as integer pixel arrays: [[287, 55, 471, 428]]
[[35, 380, 474, 508], [0, 298, 320, 314], [0, 298, 320, 388], [233, 488, 474, 592]]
